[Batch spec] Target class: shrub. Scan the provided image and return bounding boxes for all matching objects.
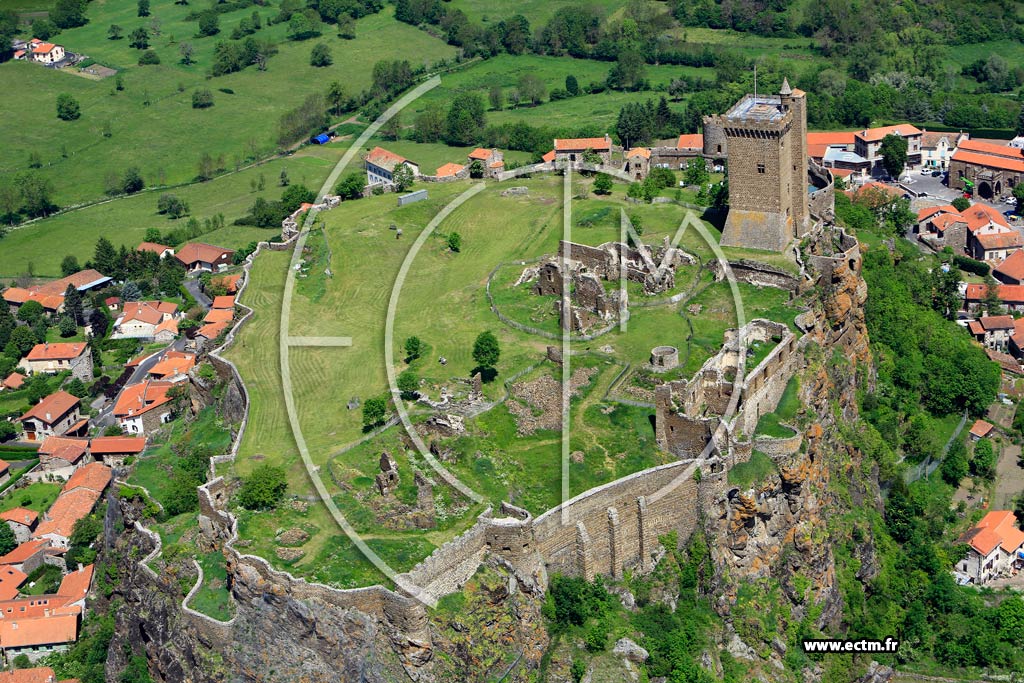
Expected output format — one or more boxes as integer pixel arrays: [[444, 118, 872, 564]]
[[192, 89, 215, 109], [138, 50, 161, 65], [954, 254, 990, 277], [238, 464, 287, 510], [56, 94, 81, 121], [310, 43, 332, 67], [447, 232, 462, 253]]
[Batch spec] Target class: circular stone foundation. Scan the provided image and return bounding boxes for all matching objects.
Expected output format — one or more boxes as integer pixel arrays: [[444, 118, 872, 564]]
[[650, 345, 679, 371]]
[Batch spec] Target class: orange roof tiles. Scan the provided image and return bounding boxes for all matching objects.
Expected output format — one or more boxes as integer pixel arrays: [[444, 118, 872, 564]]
[[154, 318, 178, 337], [676, 134, 703, 150], [967, 284, 1024, 303], [0, 666, 63, 683], [34, 270, 108, 297], [88, 436, 145, 455], [196, 321, 229, 339], [917, 204, 959, 222], [203, 308, 233, 324], [25, 342, 86, 362], [119, 302, 165, 326], [212, 273, 242, 293], [0, 509, 37, 528], [148, 353, 195, 379], [2, 373, 24, 390], [175, 243, 234, 267], [31, 42, 55, 54], [953, 149, 1024, 174], [0, 611, 78, 648], [959, 510, 1024, 556], [995, 250, 1024, 282], [468, 148, 492, 160], [0, 540, 48, 565], [434, 162, 465, 178], [113, 381, 174, 419], [56, 564, 93, 605], [541, 150, 556, 163], [137, 242, 172, 255], [33, 488, 102, 541], [968, 320, 984, 335], [62, 462, 111, 494], [554, 136, 610, 151], [489, 160, 504, 169], [962, 203, 1010, 231], [365, 146, 411, 172], [980, 315, 1015, 330], [19, 392, 79, 426], [970, 419, 995, 439], [625, 147, 650, 159], [958, 138, 1024, 160], [855, 123, 922, 143], [975, 231, 1023, 250], [0, 566, 27, 601], [806, 131, 856, 146], [37, 436, 88, 464], [211, 295, 235, 309]]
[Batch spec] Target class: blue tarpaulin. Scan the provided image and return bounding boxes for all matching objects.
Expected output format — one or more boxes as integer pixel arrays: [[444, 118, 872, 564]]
[[312, 133, 330, 145]]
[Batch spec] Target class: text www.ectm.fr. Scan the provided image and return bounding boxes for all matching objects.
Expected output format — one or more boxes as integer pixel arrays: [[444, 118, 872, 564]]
[[802, 638, 899, 654]]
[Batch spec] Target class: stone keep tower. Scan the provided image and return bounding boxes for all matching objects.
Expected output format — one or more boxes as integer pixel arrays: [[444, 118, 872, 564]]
[[708, 78, 809, 252]]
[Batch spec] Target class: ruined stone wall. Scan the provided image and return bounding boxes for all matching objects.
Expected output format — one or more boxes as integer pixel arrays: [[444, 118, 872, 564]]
[[808, 162, 835, 221], [736, 327, 799, 438], [711, 259, 800, 292]]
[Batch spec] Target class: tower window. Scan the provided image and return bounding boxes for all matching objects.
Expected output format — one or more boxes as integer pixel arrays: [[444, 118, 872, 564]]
[[757, 163, 765, 174]]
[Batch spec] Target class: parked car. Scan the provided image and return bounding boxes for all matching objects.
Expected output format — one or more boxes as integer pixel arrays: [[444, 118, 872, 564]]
[[931, 170, 942, 177], [920, 167, 931, 174]]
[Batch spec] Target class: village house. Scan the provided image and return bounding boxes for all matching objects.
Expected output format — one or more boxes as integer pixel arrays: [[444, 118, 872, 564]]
[[87, 436, 145, 468], [104, 296, 120, 312], [27, 38, 66, 65], [949, 138, 1024, 200], [0, 567, 27, 601], [972, 230, 1023, 263], [467, 148, 504, 177], [956, 510, 1024, 584], [964, 283, 1024, 314], [0, 510, 38, 545], [434, 162, 466, 180], [968, 315, 1016, 351], [969, 419, 995, 441], [174, 243, 234, 273], [211, 295, 235, 309], [0, 666, 81, 683], [1, 373, 24, 392], [920, 129, 969, 171], [113, 381, 176, 435], [994, 249, 1024, 284], [2, 269, 110, 317], [854, 124, 923, 176], [153, 317, 179, 343], [36, 435, 90, 473], [17, 392, 82, 443], [147, 351, 196, 383], [0, 538, 48, 576], [17, 342, 92, 382], [0, 565, 95, 664], [112, 301, 179, 339], [203, 308, 234, 327], [33, 464, 111, 548], [0, 608, 80, 662], [918, 201, 1015, 256], [364, 146, 420, 188], [195, 320, 229, 344], [210, 273, 242, 295], [136, 241, 174, 258], [553, 135, 613, 165], [623, 147, 651, 180]]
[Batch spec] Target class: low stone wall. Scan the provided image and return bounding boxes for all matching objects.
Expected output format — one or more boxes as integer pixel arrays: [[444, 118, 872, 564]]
[[753, 432, 803, 459], [710, 259, 800, 292]]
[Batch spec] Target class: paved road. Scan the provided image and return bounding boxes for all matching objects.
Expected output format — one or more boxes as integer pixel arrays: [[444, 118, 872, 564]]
[[91, 336, 188, 431], [184, 277, 212, 311]]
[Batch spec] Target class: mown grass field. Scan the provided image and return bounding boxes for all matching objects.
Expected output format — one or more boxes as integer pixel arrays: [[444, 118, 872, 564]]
[[446, 0, 626, 25], [0, 5, 456, 206]]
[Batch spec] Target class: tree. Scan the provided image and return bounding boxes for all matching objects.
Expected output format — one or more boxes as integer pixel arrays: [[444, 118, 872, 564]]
[[129, 27, 150, 49], [488, 85, 504, 111], [121, 281, 142, 301], [0, 523, 15, 557], [879, 133, 909, 180], [288, 10, 320, 40], [137, 0, 150, 17], [280, 184, 315, 213], [447, 232, 462, 252], [16, 300, 44, 325], [93, 236, 118, 275], [58, 316, 77, 337], [335, 173, 364, 200], [404, 336, 423, 361], [444, 93, 486, 146], [413, 102, 446, 143], [1017, 104, 1024, 137], [606, 49, 646, 91], [684, 158, 709, 186], [397, 370, 418, 399], [279, 168, 289, 187], [121, 167, 144, 194], [336, 12, 355, 39], [0, 422, 17, 443], [238, 464, 288, 510], [157, 193, 189, 218], [517, 74, 547, 105], [593, 173, 613, 195], [192, 89, 214, 109], [1013, 183, 1024, 206], [60, 255, 81, 277], [393, 163, 414, 192], [179, 41, 195, 65], [971, 438, 996, 480], [138, 50, 160, 65], [56, 94, 80, 121], [362, 396, 387, 428], [5, 326, 36, 359], [63, 284, 83, 324], [472, 330, 500, 370], [940, 437, 969, 486], [310, 42, 332, 67], [326, 81, 347, 115], [14, 172, 55, 218], [565, 74, 579, 96], [30, 18, 55, 41], [108, 24, 124, 40], [952, 196, 971, 212], [51, 0, 87, 29], [197, 11, 220, 37]]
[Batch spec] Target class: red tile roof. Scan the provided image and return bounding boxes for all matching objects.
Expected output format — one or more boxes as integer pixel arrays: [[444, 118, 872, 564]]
[[211, 295, 235, 309], [554, 136, 610, 151], [113, 381, 174, 419], [970, 419, 995, 438], [0, 540, 47, 565], [968, 320, 984, 335], [31, 43, 56, 54], [676, 134, 704, 150], [958, 138, 1024, 160], [196, 321, 229, 339], [995, 249, 1024, 282], [137, 242, 172, 255], [88, 436, 145, 455], [434, 162, 464, 178], [212, 273, 242, 294], [33, 488, 102, 541], [19, 392, 79, 426], [489, 160, 504, 169], [2, 373, 24, 390], [975, 231, 1023, 251], [966, 283, 1024, 303], [917, 204, 959, 222], [147, 353, 195, 379], [855, 123, 922, 143], [0, 611, 79, 648], [62, 462, 111, 494], [0, 509, 37, 528], [37, 436, 88, 464], [24, 342, 86, 362], [0, 666, 63, 683], [365, 146, 412, 172], [962, 203, 1010, 231], [33, 270, 108, 297], [56, 564, 93, 605], [980, 315, 1016, 330], [175, 243, 234, 267], [0, 566, 27, 601], [541, 150, 556, 163], [625, 147, 650, 159], [959, 510, 1024, 556], [203, 308, 233, 324], [154, 318, 178, 337], [468, 148, 492, 160], [806, 131, 856, 146], [953, 149, 1024, 174]]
